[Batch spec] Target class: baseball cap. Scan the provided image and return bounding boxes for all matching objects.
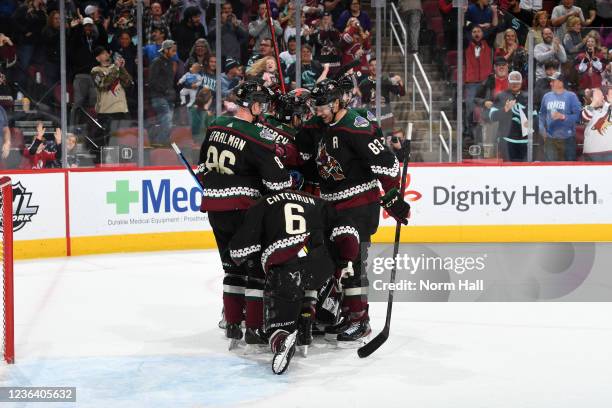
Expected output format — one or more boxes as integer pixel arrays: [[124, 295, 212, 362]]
[[549, 71, 566, 83], [508, 71, 522, 84], [84, 5, 97, 16], [158, 40, 176, 53], [224, 58, 240, 73], [494, 57, 508, 66], [82, 17, 94, 26]]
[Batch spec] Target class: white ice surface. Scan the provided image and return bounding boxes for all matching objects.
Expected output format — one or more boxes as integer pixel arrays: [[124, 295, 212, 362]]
[[1, 250, 611, 407]]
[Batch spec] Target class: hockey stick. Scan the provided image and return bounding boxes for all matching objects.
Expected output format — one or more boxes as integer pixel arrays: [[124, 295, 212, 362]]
[[264, 0, 286, 94], [171, 143, 204, 193], [357, 122, 412, 359]]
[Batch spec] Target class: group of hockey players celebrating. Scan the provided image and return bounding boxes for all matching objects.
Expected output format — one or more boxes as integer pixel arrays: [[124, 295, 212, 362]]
[[196, 72, 411, 374]]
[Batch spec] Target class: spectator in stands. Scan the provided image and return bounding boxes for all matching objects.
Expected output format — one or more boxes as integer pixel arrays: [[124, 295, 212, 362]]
[[201, 54, 217, 92], [13, 0, 47, 85], [174, 6, 207, 61], [499, 0, 533, 46], [0, 104, 9, 160], [340, 17, 371, 76], [190, 87, 213, 145], [249, 3, 282, 51], [91, 46, 132, 151], [534, 27, 567, 79], [185, 38, 210, 71], [111, 31, 137, 79], [495, 28, 528, 76], [464, 0, 499, 46], [283, 9, 314, 45], [207, 2, 247, 64], [0, 33, 16, 71], [278, 1, 296, 28], [582, 87, 612, 161], [311, 13, 341, 76], [563, 16, 586, 61], [149, 40, 177, 146], [83, 4, 108, 46], [519, 0, 542, 12], [534, 61, 559, 110], [539, 72, 582, 161], [246, 37, 275, 69], [475, 57, 510, 114], [279, 36, 297, 70], [143, 27, 179, 65], [594, 0, 611, 28], [0, 70, 13, 107], [489, 71, 535, 161], [220, 57, 242, 98], [526, 10, 549, 50], [40, 11, 61, 87], [439, 0, 458, 50], [22, 122, 62, 169], [178, 62, 203, 107], [68, 17, 106, 125], [286, 44, 329, 89], [336, 0, 371, 33], [551, 0, 585, 41], [398, 0, 422, 54], [246, 56, 279, 87], [64, 131, 80, 167], [143, 0, 181, 44], [465, 25, 493, 140], [359, 58, 405, 132], [323, 0, 344, 23], [111, 5, 137, 39], [575, 0, 597, 27], [182, 0, 210, 33], [386, 127, 408, 161], [603, 56, 612, 87], [576, 35, 606, 90]]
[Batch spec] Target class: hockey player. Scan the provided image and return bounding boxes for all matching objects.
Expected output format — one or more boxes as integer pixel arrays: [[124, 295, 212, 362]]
[[198, 80, 293, 348], [298, 79, 411, 344], [229, 189, 360, 374]]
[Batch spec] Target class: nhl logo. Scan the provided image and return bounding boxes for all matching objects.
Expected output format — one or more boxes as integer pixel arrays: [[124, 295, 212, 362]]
[[0, 182, 39, 233]]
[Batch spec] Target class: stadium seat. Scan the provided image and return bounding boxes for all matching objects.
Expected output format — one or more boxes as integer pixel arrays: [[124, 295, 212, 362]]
[[150, 148, 181, 166], [422, 2, 440, 19], [446, 50, 458, 68], [109, 127, 151, 147], [429, 17, 444, 36], [169, 126, 194, 148], [542, 0, 556, 13]]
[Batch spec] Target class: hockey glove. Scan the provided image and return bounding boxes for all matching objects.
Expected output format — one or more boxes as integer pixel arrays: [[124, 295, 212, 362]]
[[274, 143, 287, 160], [381, 188, 410, 225]]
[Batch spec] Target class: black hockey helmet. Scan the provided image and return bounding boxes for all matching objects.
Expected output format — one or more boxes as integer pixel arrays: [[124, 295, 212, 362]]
[[275, 88, 313, 123], [234, 80, 274, 110], [311, 79, 343, 107]]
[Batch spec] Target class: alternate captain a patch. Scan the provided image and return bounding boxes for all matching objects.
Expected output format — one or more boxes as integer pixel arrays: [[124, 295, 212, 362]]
[[354, 115, 370, 128], [316, 143, 345, 181]]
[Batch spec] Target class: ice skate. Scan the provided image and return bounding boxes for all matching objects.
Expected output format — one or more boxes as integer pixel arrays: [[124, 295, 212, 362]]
[[270, 330, 297, 375]]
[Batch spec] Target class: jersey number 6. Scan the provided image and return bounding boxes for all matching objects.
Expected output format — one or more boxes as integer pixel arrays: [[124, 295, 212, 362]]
[[205, 146, 236, 175], [284, 203, 306, 235]]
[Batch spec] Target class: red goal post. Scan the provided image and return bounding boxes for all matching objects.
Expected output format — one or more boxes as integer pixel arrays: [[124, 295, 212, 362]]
[[0, 176, 14, 364]]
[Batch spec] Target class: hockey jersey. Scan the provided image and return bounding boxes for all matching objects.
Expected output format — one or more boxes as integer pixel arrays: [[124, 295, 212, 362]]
[[198, 116, 292, 212], [256, 114, 303, 168], [582, 102, 612, 155], [229, 190, 360, 273], [298, 109, 400, 209]]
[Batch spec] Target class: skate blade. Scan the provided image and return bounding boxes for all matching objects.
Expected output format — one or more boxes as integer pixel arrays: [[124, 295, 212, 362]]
[[297, 345, 308, 358], [336, 334, 371, 349], [244, 344, 268, 355], [272, 331, 298, 375], [228, 338, 240, 351]]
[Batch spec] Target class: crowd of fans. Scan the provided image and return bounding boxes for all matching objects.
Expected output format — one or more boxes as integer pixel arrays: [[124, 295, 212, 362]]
[[444, 0, 611, 161], [0, 0, 411, 169], [0, 0, 609, 168]]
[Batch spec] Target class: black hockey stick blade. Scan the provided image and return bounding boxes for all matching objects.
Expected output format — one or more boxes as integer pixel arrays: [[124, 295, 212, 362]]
[[357, 326, 389, 358], [171, 143, 204, 193], [358, 123, 412, 359]]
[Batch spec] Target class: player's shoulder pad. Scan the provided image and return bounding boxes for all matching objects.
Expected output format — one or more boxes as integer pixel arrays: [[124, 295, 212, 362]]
[[344, 109, 372, 130]]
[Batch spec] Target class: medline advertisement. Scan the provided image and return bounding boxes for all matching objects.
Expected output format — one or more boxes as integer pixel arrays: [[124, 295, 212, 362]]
[[1, 165, 612, 258], [70, 170, 210, 236]]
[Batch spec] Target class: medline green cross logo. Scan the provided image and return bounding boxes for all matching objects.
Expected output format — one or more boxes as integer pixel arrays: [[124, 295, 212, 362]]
[[106, 180, 139, 214]]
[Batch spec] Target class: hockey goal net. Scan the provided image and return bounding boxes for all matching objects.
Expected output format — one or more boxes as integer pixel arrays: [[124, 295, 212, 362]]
[[0, 176, 14, 364]]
